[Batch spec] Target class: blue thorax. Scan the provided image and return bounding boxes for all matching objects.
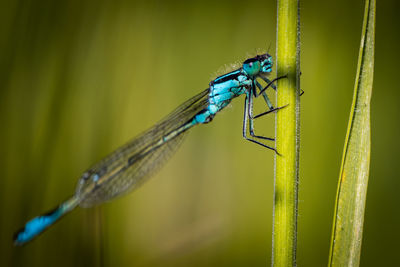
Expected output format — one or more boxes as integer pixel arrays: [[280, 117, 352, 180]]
[[192, 53, 273, 124]]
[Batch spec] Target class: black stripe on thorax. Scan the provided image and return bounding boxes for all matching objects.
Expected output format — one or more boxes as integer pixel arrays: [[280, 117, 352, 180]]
[[211, 69, 242, 85]]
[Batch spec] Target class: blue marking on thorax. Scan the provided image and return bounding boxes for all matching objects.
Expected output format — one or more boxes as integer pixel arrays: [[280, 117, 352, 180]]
[[192, 69, 253, 125], [210, 92, 235, 104], [211, 79, 240, 95]]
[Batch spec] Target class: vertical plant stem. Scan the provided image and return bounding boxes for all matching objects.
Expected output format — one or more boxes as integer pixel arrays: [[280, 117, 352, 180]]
[[273, 0, 300, 266], [328, 0, 375, 266]]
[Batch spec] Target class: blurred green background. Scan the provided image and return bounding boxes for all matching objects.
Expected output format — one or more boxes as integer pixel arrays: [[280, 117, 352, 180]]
[[0, 0, 398, 266]]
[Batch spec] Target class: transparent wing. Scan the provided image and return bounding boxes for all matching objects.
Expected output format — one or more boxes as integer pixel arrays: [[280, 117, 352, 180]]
[[76, 89, 209, 207]]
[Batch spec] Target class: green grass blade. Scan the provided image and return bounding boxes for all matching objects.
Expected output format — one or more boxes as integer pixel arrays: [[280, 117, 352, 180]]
[[273, 0, 300, 266], [328, 0, 375, 266]]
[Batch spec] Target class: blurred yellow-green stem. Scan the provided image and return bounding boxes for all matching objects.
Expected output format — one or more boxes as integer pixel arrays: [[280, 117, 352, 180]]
[[273, 0, 300, 266], [328, 0, 375, 266]]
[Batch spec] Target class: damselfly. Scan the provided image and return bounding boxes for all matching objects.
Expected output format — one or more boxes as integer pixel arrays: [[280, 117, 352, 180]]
[[14, 53, 284, 245]]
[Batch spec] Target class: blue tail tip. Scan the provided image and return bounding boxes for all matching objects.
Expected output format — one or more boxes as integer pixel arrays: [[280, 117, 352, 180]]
[[13, 227, 27, 246]]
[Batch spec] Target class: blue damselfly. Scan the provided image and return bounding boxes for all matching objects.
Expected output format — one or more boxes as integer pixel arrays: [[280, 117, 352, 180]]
[[14, 53, 284, 245]]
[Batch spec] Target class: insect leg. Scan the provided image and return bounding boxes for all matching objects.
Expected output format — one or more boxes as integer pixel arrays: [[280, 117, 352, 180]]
[[242, 93, 278, 154], [248, 92, 274, 141], [257, 75, 287, 96], [255, 80, 274, 110]]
